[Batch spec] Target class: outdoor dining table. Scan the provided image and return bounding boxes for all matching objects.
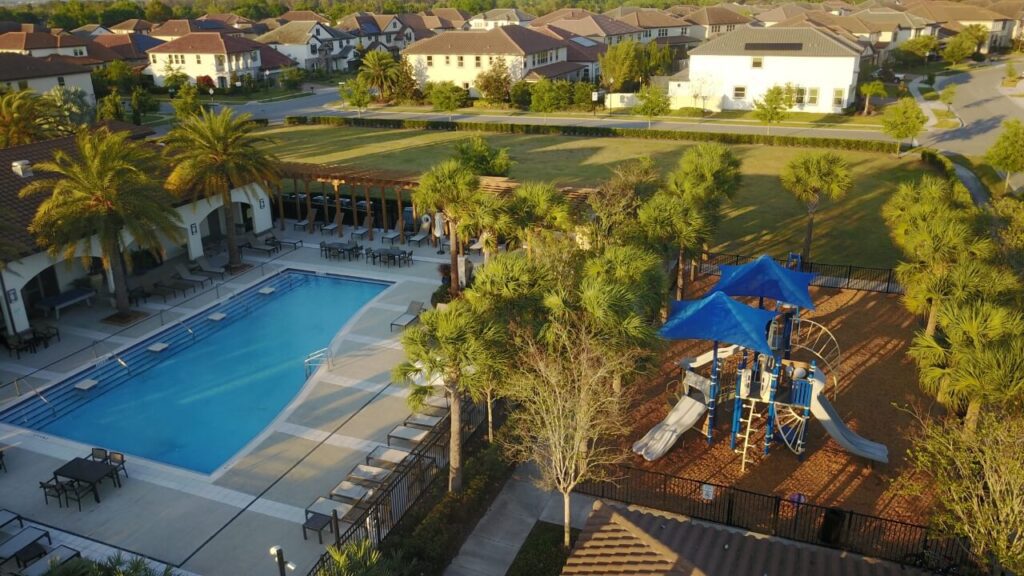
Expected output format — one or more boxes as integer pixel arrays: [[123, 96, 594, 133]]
[[53, 458, 118, 503], [377, 248, 405, 267], [327, 242, 358, 260]]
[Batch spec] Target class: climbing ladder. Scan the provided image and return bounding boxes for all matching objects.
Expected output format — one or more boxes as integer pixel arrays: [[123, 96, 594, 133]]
[[736, 399, 761, 472], [790, 318, 842, 396]]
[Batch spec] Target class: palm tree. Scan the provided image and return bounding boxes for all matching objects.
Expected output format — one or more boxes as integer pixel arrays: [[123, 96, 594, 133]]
[[507, 181, 573, 253], [780, 151, 853, 263], [456, 193, 513, 264], [638, 189, 708, 300], [358, 51, 401, 102], [320, 539, 393, 576], [393, 299, 500, 492], [859, 80, 887, 115], [0, 90, 55, 148], [163, 108, 281, 271], [19, 129, 183, 315], [414, 160, 482, 296]]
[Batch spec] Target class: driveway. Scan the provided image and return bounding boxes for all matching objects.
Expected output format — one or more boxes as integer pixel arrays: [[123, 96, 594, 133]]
[[923, 62, 1024, 157]]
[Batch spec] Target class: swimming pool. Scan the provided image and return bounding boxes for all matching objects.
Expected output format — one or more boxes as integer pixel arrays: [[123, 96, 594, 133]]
[[0, 271, 389, 474]]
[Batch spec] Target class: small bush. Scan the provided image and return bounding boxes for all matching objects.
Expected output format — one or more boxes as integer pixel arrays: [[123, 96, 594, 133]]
[[674, 107, 706, 117], [506, 522, 581, 576], [430, 284, 453, 307]]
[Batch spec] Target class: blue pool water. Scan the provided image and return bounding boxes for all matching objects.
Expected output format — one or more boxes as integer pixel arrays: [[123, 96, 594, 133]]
[[25, 272, 387, 474]]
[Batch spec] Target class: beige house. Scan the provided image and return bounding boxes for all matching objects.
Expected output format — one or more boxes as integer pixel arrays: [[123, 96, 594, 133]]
[[680, 6, 754, 40], [905, 1, 1014, 50], [144, 32, 295, 88], [0, 52, 95, 101], [531, 8, 643, 44], [468, 8, 536, 29]]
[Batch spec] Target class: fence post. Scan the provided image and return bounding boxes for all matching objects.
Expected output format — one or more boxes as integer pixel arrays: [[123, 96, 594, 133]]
[[771, 496, 780, 536], [885, 268, 895, 294], [846, 265, 853, 289]]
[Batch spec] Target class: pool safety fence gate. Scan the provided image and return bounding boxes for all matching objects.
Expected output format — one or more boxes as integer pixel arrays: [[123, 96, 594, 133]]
[[699, 252, 903, 295], [576, 465, 977, 573], [306, 401, 485, 576]]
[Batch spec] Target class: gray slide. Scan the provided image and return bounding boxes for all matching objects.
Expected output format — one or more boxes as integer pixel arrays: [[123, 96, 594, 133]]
[[809, 377, 888, 463]]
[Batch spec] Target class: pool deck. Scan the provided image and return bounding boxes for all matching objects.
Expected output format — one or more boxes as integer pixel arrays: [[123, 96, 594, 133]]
[[0, 226, 464, 575]]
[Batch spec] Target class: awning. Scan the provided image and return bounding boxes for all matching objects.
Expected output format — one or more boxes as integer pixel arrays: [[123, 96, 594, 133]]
[[713, 254, 816, 310], [660, 291, 777, 355]]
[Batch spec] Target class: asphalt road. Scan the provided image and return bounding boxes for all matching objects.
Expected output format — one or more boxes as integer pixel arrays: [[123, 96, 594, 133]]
[[924, 63, 1024, 157]]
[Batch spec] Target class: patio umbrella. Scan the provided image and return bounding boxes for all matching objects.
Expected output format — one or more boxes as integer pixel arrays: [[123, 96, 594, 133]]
[[660, 291, 777, 356], [713, 255, 816, 311]]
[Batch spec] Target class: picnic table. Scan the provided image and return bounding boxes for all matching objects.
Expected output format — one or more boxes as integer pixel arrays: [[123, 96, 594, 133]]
[[54, 457, 118, 503], [327, 242, 359, 260]]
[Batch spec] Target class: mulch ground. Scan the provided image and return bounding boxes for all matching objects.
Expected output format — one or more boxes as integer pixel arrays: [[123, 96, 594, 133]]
[[624, 276, 938, 524], [101, 310, 149, 326]]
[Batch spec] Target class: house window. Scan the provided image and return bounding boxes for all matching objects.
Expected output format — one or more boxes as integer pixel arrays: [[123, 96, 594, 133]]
[[733, 86, 745, 99], [475, 55, 481, 67], [833, 88, 844, 106], [386, 34, 392, 42], [196, 55, 201, 63], [458, 55, 464, 67], [427, 55, 433, 66], [752, 56, 763, 68], [315, 27, 320, 37], [644, 29, 651, 38], [726, 24, 735, 31], [710, 25, 721, 33], [73, 48, 84, 56], [658, 28, 668, 37], [808, 88, 819, 105], [795, 87, 806, 104], [311, 44, 317, 54], [57, 76, 65, 87], [445, 55, 450, 65], [151, 54, 157, 63], [488, 56, 493, 64], [462, 82, 469, 89], [681, 26, 689, 35]]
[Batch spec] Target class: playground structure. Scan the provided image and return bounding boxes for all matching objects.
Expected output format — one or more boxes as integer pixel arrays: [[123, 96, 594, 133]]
[[632, 254, 888, 471]]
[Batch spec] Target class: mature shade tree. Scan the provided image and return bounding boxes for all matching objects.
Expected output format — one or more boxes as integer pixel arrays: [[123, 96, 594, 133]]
[[636, 41, 673, 85], [144, 0, 172, 22], [394, 300, 500, 492], [598, 40, 638, 92], [942, 33, 975, 65], [0, 90, 55, 147], [882, 97, 926, 156], [20, 129, 183, 315], [474, 57, 512, 104], [509, 80, 531, 110], [587, 156, 659, 249], [414, 159, 482, 295], [339, 77, 372, 116], [453, 135, 512, 177], [753, 84, 795, 135], [899, 35, 938, 64], [909, 412, 1024, 574], [428, 81, 466, 121], [985, 119, 1024, 194], [171, 82, 202, 119], [358, 50, 402, 102], [634, 84, 670, 128], [780, 151, 853, 263], [859, 80, 887, 115], [163, 108, 281, 271]]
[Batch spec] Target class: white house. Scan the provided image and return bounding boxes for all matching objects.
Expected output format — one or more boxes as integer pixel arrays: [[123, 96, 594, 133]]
[[530, 8, 643, 45], [0, 31, 90, 58], [905, 2, 1014, 51], [403, 26, 574, 96], [0, 127, 274, 335], [255, 21, 355, 72], [669, 27, 864, 113], [144, 32, 296, 88], [0, 53, 95, 101], [109, 18, 154, 35], [468, 8, 536, 29]]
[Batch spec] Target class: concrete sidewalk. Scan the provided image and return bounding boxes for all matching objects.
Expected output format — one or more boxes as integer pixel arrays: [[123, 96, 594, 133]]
[[444, 463, 596, 576]]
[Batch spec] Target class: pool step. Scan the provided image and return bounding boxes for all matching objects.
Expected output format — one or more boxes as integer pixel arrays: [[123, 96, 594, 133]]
[[2, 272, 314, 429]]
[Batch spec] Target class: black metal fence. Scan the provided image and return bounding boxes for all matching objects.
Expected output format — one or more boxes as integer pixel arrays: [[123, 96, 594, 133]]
[[577, 465, 975, 573], [699, 252, 903, 295]]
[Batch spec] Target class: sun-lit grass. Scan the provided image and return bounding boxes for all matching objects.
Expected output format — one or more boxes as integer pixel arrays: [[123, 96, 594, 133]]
[[263, 125, 936, 266]]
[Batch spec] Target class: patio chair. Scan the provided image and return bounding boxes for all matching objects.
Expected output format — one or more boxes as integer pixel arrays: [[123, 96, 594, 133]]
[[31, 325, 60, 347], [390, 301, 424, 332], [195, 256, 226, 279], [174, 264, 213, 288], [401, 250, 414, 266], [408, 218, 430, 246], [319, 241, 329, 258], [350, 215, 373, 240], [90, 448, 109, 463], [109, 452, 127, 482], [364, 248, 377, 265], [293, 208, 318, 232], [381, 226, 401, 245], [128, 286, 152, 305], [265, 232, 303, 249], [38, 479, 64, 508], [60, 481, 90, 512], [2, 333, 35, 359]]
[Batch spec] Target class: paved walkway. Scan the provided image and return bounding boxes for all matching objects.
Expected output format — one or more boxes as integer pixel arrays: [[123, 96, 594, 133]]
[[445, 463, 596, 576]]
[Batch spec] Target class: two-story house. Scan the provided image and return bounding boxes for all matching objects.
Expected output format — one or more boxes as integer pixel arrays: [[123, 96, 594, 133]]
[[255, 21, 355, 72], [150, 19, 245, 42], [403, 26, 574, 96], [145, 32, 295, 88], [681, 6, 753, 40], [0, 52, 95, 101], [905, 1, 1014, 51], [533, 25, 607, 82], [109, 18, 153, 36], [608, 8, 696, 45], [92, 32, 165, 66], [669, 27, 865, 113], [468, 8, 536, 30], [0, 31, 90, 58], [336, 12, 415, 54], [418, 8, 471, 30], [531, 9, 643, 45]]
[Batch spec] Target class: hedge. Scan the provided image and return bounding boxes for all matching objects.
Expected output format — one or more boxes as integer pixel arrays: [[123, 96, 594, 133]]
[[919, 147, 974, 200], [283, 115, 901, 153]]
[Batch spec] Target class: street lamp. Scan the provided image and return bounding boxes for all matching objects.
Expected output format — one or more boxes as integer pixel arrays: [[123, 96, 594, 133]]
[[264, 70, 271, 90], [268, 546, 295, 576], [208, 87, 215, 107]]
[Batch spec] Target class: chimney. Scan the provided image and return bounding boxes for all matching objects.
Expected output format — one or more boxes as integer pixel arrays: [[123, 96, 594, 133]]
[[12, 160, 33, 178]]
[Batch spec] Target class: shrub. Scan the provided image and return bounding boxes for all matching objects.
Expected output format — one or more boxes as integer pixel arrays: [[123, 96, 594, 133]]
[[675, 107, 705, 117], [510, 81, 532, 110]]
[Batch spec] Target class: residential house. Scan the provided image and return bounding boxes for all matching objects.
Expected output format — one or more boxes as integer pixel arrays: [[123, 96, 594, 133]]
[[109, 18, 153, 35], [563, 502, 922, 576], [775, 11, 892, 63], [336, 12, 414, 54], [255, 21, 355, 72], [0, 31, 90, 58], [199, 13, 270, 37], [904, 1, 1014, 50], [150, 19, 245, 42], [984, 0, 1024, 47], [534, 25, 607, 82], [608, 8, 700, 52], [279, 10, 331, 24], [70, 24, 112, 39], [468, 8, 536, 29], [531, 9, 643, 45], [681, 6, 753, 40], [144, 32, 295, 88], [669, 27, 865, 113], [0, 124, 274, 335], [93, 32, 165, 66], [757, 4, 820, 27], [42, 37, 124, 70], [853, 8, 936, 46], [0, 52, 95, 100], [419, 8, 470, 29], [402, 26, 577, 96]]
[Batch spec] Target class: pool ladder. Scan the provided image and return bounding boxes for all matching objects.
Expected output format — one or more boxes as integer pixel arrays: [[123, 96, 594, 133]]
[[13, 378, 56, 417], [304, 348, 331, 379]]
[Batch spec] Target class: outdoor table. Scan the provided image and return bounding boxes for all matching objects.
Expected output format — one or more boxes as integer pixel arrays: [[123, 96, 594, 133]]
[[0, 527, 51, 564], [377, 248, 404, 267], [54, 457, 118, 503]]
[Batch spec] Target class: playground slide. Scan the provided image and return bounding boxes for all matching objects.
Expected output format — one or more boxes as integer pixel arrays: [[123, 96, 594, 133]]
[[809, 377, 889, 464], [632, 395, 707, 461]]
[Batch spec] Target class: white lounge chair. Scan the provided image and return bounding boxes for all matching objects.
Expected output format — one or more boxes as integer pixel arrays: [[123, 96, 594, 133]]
[[174, 264, 212, 287], [390, 301, 424, 332], [330, 480, 370, 504], [348, 464, 391, 485], [195, 256, 225, 279], [366, 446, 412, 469], [387, 425, 429, 446], [632, 371, 712, 462], [405, 413, 442, 429]]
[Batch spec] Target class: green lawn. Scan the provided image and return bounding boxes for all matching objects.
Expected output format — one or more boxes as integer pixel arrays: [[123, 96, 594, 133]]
[[933, 109, 960, 129], [919, 85, 939, 101], [264, 125, 934, 266], [506, 522, 579, 576]]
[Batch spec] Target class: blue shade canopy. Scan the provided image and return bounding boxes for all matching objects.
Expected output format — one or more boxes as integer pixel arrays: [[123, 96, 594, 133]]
[[713, 255, 817, 311], [660, 291, 777, 355]]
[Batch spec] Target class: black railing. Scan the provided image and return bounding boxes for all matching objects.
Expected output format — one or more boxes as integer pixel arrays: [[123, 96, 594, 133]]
[[577, 465, 975, 573], [699, 251, 903, 295]]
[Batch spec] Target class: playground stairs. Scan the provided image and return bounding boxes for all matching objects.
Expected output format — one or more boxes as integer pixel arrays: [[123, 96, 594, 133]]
[[736, 399, 761, 472]]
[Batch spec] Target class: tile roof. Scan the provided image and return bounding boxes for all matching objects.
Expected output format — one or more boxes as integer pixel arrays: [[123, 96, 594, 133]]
[[523, 60, 586, 79], [255, 21, 352, 45], [904, 0, 1010, 22], [150, 19, 243, 38], [682, 5, 753, 26], [689, 26, 863, 57], [0, 31, 86, 51], [253, 42, 296, 69], [402, 25, 565, 56], [533, 13, 643, 37], [199, 13, 255, 27], [420, 8, 470, 26], [109, 18, 153, 32], [853, 9, 932, 29], [148, 32, 263, 54], [531, 8, 597, 26], [69, 24, 110, 38], [93, 32, 165, 60], [0, 52, 90, 81], [756, 4, 819, 24], [278, 10, 330, 23], [563, 503, 930, 576], [534, 26, 607, 61], [987, 0, 1024, 18], [611, 9, 691, 29], [471, 8, 536, 22]]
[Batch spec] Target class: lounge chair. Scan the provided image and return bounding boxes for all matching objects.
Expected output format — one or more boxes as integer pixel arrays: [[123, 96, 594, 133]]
[[0, 510, 22, 529], [242, 232, 277, 255], [0, 527, 51, 565], [390, 301, 424, 332], [350, 215, 373, 240], [407, 219, 430, 246], [387, 425, 429, 447], [194, 257, 225, 279], [468, 238, 484, 255], [293, 208, 318, 232], [347, 464, 391, 485], [264, 232, 303, 249], [329, 480, 370, 504], [174, 264, 212, 288], [366, 446, 411, 469], [381, 218, 402, 245], [17, 545, 80, 576], [405, 413, 443, 430]]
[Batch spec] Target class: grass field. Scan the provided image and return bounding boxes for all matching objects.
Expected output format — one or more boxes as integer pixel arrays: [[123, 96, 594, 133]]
[[264, 125, 935, 267]]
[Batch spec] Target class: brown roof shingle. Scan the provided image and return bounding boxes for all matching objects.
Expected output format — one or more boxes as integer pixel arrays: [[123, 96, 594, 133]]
[[402, 25, 565, 56], [0, 52, 90, 81], [0, 31, 86, 51], [148, 32, 260, 54]]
